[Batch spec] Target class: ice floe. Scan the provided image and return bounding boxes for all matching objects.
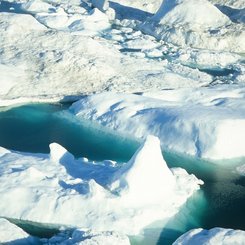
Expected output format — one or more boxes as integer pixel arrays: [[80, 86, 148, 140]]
[[173, 227, 245, 245], [71, 85, 245, 160], [0, 136, 202, 236]]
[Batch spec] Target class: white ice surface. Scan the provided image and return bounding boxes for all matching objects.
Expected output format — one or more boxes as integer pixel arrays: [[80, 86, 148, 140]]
[[236, 164, 245, 176], [0, 136, 202, 236], [0, 218, 34, 244], [0, 0, 244, 106], [173, 227, 245, 245], [140, 0, 245, 52], [71, 85, 245, 160]]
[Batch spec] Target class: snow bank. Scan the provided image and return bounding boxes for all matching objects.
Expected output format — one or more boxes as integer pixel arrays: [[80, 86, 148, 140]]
[[173, 227, 245, 245], [0, 136, 202, 235], [140, 0, 245, 52], [70, 85, 245, 160], [0, 218, 34, 244]]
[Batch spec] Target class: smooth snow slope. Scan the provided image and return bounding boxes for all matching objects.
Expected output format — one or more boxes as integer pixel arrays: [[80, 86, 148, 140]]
[[71, 85, 245, 160], [0, 136, 202, 235], [173, 227, 245, 245]]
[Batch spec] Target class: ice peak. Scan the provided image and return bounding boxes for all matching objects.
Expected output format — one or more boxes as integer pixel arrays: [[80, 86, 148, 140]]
[[111, 135, 175, 203], [49, 143, 74, 162]]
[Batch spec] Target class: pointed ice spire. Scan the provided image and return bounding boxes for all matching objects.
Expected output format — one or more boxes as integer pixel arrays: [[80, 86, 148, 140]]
[[110, 135, 175, 203], [49, 143, 74, 162]]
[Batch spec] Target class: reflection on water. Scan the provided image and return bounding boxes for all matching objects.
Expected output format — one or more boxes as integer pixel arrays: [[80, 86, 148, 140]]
[[0, 104, 244, 244]]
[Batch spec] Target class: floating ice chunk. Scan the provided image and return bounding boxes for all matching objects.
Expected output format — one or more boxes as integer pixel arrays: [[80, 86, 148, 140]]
[[173, 227, 245, 245], [0, 139, 202, 235], [236, 164, 245, 176], [111, 135, 175, 204]]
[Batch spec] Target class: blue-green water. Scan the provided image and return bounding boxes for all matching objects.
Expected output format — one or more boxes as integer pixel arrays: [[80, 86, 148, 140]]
[[0, 103, 139, 162], [0, 103, 245, 244]]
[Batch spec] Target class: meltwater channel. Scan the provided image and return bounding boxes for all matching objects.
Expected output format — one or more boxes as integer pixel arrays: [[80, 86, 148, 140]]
[[0, 103, 244, 245]]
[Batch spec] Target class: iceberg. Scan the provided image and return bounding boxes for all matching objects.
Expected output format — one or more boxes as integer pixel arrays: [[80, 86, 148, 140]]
[[70, 86, 245, 160], [173, 227, 245, 245], [0, 136, 202, 236]]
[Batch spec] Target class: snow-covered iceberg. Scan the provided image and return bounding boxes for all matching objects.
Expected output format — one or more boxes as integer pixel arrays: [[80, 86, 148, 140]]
[[70, 85, 245, 160], [140, 0, 245, 52], [0, 136, 202, 236], [173, 227, 245, 245]]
